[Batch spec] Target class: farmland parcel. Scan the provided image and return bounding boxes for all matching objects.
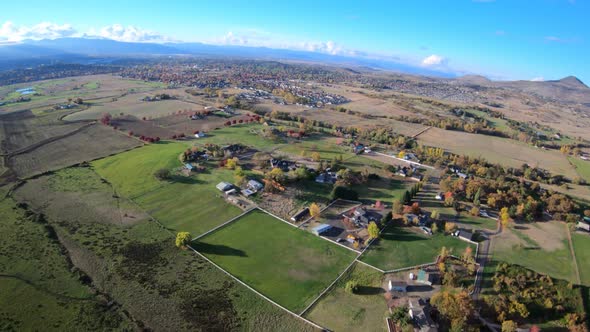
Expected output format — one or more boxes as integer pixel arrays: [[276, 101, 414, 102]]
[[193, 209, 357, 312]]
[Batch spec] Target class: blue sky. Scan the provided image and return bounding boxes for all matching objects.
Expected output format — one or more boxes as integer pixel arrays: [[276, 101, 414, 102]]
[[1, 0, 588, 82]]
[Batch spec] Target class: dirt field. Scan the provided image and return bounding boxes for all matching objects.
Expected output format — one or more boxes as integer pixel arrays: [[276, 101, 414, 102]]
[[7, 124, 142, 178], [0, 109, 86, 155], [417, 127, 578, 178], [110, 115, 176, 138]]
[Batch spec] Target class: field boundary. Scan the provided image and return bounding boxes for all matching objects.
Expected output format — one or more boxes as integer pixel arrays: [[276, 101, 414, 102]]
[[107, 188, 327, 331], [192, 207, 256, 241], [355, 259, 385, 273], [373, 151, 435, 170], [186, 244, 327, 330], [298, 259, 358, 317]]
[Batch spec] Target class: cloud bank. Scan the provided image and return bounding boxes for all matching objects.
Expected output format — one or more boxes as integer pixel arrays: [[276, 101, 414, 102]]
[[0, 21, 171, 43], [0, 21, 76, 42]]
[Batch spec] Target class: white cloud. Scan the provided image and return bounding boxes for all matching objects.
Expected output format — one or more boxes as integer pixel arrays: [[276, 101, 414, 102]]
[[215, 30, 351, 56], [421, 54, 448, 67], [0, 21, 76, 42], [96, 24, 171, 42], [530, 76, 545, 81], [0, 21, 173, 43], [303, 40, 343, 55]]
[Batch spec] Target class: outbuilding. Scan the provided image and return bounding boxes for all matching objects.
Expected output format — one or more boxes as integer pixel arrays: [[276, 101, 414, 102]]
[[216, 182, 233, 192], [312, 224, 332, 236]]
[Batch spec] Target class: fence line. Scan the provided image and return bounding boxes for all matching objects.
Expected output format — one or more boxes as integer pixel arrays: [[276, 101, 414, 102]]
[[373, 151, 435, 169], [298, 258, 358, 317], [186, 245, 327, 331], [355, 259, 385, 273], [192, 207, 256, 241]]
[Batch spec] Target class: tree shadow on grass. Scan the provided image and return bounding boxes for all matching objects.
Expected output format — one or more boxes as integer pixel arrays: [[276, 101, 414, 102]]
[[194, 242, 248, 257], [381, 228, 427, 242], [407, 285, 434, 292], [355, 286, 384, 296], [169, 175, 204, 185]]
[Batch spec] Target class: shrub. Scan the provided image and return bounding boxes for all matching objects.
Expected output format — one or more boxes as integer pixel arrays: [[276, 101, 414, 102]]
[[154, 168, 171, 181], [175, 232, 192, 248], [345, 280, 359, 294]]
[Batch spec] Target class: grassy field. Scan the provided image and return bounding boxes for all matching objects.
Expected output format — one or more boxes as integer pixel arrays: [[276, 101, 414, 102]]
[[305, 263, 387, 332], [0, 197, 132, 331], [360, 224, 474, 271], [572, 232, 590, 285], [92, 141, 242, 236], [1, 75, 166, 114], [418, 127, 578, 179], [193, 209, 357, 312], [11, 170, 315, 331], [199, 124, 281, 151], [492, 224, 576, 282], [355, 178, 408, 204], [457, 212, 498, 231], [569, 156, 590, 183]]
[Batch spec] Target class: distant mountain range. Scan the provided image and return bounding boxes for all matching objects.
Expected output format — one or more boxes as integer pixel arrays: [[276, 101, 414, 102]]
[[0, 37, 455, 77]]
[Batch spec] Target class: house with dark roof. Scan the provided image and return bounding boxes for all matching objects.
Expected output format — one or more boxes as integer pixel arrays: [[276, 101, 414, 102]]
[[291, 207, 310, 222], [270, 158, 298, 172], [455, 229, 474, 242]]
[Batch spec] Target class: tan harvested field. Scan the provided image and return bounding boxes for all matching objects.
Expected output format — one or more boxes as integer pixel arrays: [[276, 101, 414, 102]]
[[153, 112, 248, 133], [260, 104, 426, 137], [7, 124, 142, 178], [320, 85, 419, 118], [64, 91, 205, 121], [418, 127, 578, 178], [0, 75, 166, 114]]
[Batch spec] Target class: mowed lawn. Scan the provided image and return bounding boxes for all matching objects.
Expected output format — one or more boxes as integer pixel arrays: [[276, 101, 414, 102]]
[[360, 224, 474, 271], [569, 156, 590, 183], [572, 232, 590, 285], [193, 209, 357, 312], [92, 142, 242, 236]]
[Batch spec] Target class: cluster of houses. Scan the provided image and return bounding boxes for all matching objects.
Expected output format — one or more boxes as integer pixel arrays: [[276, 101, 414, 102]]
[[386, 267, 441, 332], [448, 165, 469, 179], [215, 179, 264, 198], [343, 207, 381, 228], [351, 142, 371, 155], [397, 165, 423, 181], [315, 171, 338, 184], [269, 158, 299, 172]]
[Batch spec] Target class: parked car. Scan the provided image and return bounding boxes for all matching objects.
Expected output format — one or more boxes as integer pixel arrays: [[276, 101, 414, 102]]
[[420, 226, 433, 235]]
